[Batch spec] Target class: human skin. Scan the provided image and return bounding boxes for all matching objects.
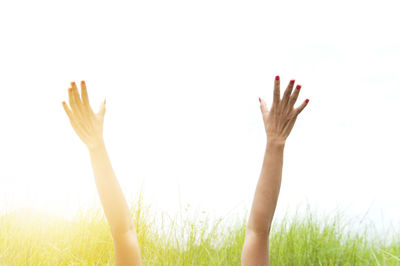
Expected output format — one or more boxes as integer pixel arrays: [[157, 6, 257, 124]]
[[241, 76, 309, 266], [62, 81, 142, 266]]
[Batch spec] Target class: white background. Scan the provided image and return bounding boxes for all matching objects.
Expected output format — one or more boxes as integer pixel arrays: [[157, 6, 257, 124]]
[[0, 0, 399, 240]]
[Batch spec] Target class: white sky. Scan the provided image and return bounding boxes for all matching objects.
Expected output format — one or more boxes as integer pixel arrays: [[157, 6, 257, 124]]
[[0, 0, 399, 239]]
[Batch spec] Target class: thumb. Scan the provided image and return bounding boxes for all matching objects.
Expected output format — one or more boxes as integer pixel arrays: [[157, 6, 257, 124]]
[[97, 98, 106, 118], [259, 97, 268, 113]]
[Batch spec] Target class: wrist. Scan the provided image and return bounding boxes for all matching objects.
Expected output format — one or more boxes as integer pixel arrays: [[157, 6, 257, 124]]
[[88, 140, 106, 153], [267, 137, 286, 147]]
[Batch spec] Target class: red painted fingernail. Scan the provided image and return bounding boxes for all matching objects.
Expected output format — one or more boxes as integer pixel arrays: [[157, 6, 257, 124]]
[[296, 85, 301, 90], [305, 99, 309, 103], [290, 79, 295, 84], [275, 75, 280, 81], [259, 97, 261, 103], [81, 80, 85, 85], [71, 82, 76, 86]]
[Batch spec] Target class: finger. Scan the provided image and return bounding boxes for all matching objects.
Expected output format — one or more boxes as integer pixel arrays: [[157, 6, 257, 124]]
[[97, 99, 106, 119], [288, 84, 302, 108], [71, 81, 86, 116], [68, 87, 77, 113], [68, 85, 89, 132], [281, 79, 295, 108], [272, 75, 280, 106], [295, 98, 309, 116], [62, 101, 91, 142], [80, 80, 91, 112], [62, 101, 73, 120], [71, 81, 83, 105], [259, 97, 268, 114], [71, 81, 90, 126]]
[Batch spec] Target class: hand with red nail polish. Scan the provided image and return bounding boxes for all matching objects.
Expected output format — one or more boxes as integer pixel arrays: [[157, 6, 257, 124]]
[[62, 81, 106, 150], [259, 77, 309, 144], [242, 77, 310, 266]]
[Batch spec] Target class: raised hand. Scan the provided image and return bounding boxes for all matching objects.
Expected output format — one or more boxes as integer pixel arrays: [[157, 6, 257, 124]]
[[62, 81, 142, 265], [62, 81, 106, 150], [242, 75, 310, 266], [259, 76, 309, 144]]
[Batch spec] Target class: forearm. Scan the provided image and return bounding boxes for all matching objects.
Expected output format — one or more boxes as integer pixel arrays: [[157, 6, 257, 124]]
[[88, 141, 135, 238], [247, 138, 285, 236]]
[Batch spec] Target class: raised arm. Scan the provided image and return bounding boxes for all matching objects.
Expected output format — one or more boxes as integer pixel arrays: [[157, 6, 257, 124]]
[[62, 81, 142, 266], [241, 76, 309, 266]]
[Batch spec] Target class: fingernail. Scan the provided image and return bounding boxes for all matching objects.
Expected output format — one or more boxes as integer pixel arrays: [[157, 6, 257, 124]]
[[296, 85, 301, 90], [275, 75, 280, 81], [290, 79, 295, 84], [71, 82, 76, 87], [259, 97, 261, 103], [81, 80, 86, 85], [305, 99, 309, 103], [104, 99, 106, 104]]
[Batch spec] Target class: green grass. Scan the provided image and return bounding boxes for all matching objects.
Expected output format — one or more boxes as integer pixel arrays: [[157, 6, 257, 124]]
[[0, 198, 399, 265]]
